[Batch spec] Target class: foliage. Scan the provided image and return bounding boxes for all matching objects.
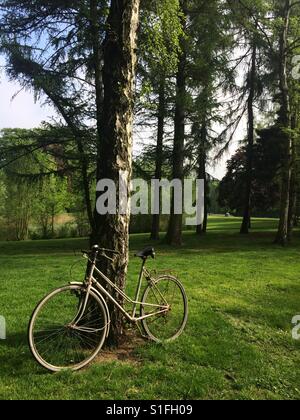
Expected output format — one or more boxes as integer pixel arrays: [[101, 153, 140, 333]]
[[219, 126, 283, 216], [0, 129, 74, 240], [140, 0, 183, 74]]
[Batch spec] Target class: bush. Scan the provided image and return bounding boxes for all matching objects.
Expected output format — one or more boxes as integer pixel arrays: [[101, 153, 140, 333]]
[[129, 214, 170, 234], [74, 212, 90, 237], [54, 222, 79, 239]]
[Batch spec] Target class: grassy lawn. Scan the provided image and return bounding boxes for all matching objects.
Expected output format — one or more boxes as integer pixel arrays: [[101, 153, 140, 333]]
[[0, 216, 299, 400]]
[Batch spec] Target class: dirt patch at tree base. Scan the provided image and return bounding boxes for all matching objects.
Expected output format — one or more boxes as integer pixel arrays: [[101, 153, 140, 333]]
[[95, 330, 147, 365]]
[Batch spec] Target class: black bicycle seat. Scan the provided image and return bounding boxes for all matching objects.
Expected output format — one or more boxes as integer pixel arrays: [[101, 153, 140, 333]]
[[134, 247, 155, 259]]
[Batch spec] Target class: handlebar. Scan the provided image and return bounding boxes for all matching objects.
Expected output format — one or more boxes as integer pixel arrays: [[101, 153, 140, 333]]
[[102, 249, 120, 255], [81, 248, 120, 257]]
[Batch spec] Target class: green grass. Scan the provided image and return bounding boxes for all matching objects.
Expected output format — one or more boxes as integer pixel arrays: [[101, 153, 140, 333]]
[[0, 216, 300, 400]]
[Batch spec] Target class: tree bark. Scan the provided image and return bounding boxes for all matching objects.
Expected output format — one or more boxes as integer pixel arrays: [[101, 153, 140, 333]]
[[275, 0, 292, 246], [288, 112, 298, 240], [74, 135, 95, 232], [92, 0, 140, 346], [150, 77, 166, 240], [196, 124, 208, 235], [51, 206, 55, 238], [166, 1, 187, 246], [240, 43, 257, 234]]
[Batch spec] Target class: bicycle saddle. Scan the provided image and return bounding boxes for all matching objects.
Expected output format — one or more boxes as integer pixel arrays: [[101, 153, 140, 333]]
[[134, 247, 155, 259]]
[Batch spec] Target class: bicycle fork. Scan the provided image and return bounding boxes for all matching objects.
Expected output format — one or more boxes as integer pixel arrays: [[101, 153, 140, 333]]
[[69, 260, 98, 331]]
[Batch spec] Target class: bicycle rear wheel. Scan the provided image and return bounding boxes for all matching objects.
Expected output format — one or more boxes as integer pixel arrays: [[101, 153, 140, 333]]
[[28, 285, 108, 372], [140, 275, 188, 343]]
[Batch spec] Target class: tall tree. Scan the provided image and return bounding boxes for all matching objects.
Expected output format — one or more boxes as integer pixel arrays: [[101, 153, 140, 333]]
[[288, 112, 298, 239], [288, 89, 300, 238], [286, 2, 300, 239], [165, 0, 187, 246], [225, 0, 268, 234], [275, 0, 292, 245], [187, 0, 233, 235], [240, 42, 257, 234], [91, 0, 140, 345], [138, 0, 182, 240], [150, 77, 166, 240]]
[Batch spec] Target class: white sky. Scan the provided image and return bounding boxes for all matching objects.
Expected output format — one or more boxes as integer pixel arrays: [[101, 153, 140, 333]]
[[0, 57, 241, 180], [0, 58, 54, 129]]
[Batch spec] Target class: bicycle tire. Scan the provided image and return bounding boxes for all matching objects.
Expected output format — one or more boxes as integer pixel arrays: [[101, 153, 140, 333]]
[[28, 284, 108, 372], [140, 275, 188, 343]]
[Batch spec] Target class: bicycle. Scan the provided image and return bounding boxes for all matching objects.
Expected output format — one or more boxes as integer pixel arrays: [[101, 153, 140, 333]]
[[28, 245, 188, 372]]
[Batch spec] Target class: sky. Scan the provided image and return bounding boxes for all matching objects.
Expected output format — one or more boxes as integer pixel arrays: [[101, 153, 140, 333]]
[[0, 57, 240, 180], [0, 58, 55, 130]]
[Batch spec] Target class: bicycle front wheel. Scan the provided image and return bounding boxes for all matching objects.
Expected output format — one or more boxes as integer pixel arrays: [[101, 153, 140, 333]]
[[140, 275, 188, 343], [28, 285, 108, 372]]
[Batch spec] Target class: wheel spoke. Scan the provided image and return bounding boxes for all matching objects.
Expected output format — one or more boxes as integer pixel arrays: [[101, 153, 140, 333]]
[[29, 286, 107, 371], [141, 277, 187, 342]]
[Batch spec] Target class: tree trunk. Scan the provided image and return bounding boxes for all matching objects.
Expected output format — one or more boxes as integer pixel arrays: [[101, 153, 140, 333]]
[[196, 124, 208, 235], [51, 206, 55, 238], [150, 77, 166, 241], [75, 136, 95, 232], [288, 112, 298, 240], [166, 1, 187, 246], [288, 167, 297, 240], [92, 0, 140, 346], [275, 0, 292, 246], [240, 43, 257, 234]]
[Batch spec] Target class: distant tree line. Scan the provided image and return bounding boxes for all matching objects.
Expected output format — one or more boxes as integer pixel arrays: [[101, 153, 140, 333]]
[[0, 127, 225, 241]]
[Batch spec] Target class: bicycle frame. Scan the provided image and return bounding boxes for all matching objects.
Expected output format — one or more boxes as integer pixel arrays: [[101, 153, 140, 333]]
[[79, 256, 169, 324]]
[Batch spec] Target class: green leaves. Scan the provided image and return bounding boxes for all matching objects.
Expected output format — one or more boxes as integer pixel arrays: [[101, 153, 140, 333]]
[[140, 0, 183, 74]]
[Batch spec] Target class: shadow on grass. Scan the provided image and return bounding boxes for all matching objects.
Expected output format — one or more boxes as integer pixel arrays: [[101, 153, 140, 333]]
[[0, 331, 45, 377], [0, 238, 89, 256], [136, 309, 284, 399], [145, 232, 300, 259], [223, 283, 300, 335], [4, 331, 28, 348], [1, 307, 299, 399], [0, 219, 298, 258]]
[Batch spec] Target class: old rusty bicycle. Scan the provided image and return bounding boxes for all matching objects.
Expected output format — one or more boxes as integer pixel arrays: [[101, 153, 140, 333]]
[[28, 245, 188, 372]]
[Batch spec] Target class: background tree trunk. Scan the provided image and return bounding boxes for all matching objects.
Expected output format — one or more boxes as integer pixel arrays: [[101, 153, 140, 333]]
[[51, 206, 55, 238], [240, 43, 257, 234], [150, 77, 166, 240], [92, 0, 140, 346], [275, 0, 292, 246], [196, 123, 208, 235], [166, 1, 187, 246], [288, 112, 298, 240]]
